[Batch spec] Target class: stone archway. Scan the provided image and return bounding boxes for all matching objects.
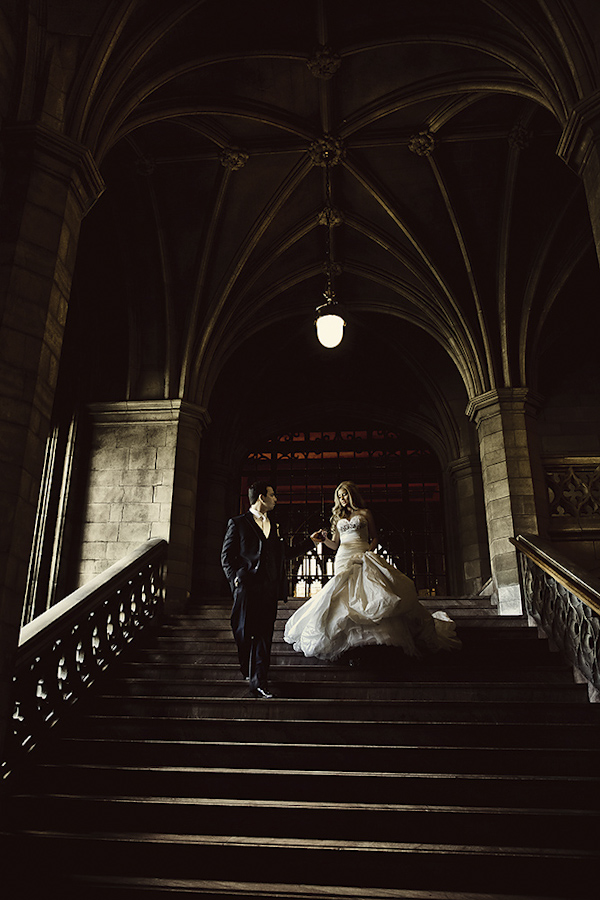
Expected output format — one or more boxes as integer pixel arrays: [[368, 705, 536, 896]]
[[241, 427, 447, 597]]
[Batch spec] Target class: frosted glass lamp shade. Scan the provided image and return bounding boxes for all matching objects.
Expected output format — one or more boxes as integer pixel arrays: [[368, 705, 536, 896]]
[[315, 309, 345, 348]]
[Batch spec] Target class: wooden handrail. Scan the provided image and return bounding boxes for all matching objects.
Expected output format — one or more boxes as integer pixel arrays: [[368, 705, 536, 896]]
[[511, 533, 600, 616]]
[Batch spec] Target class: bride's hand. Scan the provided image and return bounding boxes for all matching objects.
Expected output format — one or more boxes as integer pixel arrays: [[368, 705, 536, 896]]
[[310, 530, 325, 543]]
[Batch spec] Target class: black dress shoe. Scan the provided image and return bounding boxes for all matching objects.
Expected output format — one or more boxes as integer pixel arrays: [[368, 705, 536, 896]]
[[250, 686, 274, 699]]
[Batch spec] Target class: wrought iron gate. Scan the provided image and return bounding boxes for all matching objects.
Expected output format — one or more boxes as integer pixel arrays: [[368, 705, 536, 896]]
[[240, 429, 446, 597]]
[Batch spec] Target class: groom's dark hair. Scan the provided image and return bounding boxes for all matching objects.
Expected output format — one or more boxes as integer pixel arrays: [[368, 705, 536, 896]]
[[248, 480, 273, 504]]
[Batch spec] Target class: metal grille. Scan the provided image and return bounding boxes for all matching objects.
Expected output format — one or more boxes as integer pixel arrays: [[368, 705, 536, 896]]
[[240, 429, 446, 597]]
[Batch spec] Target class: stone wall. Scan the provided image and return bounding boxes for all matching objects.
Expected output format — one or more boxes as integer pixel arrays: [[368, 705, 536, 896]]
[[79, 401, 209, 609]]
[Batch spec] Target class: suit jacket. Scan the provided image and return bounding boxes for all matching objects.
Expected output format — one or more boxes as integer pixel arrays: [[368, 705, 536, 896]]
[[221, 511, 314, 601]]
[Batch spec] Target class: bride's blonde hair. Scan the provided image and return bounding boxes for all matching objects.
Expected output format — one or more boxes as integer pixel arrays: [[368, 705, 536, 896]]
[[330, 481, 366, 534]]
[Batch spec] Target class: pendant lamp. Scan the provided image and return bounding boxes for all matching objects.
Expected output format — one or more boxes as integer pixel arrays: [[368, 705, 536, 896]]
[[315, 288, 345, 348], [315, 152, 345, 348]]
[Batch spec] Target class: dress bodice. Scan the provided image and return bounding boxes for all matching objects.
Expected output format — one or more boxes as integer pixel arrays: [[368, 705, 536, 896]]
[[337, 515, 369, 545]]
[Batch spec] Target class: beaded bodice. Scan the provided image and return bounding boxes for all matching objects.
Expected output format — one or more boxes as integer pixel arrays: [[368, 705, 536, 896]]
[[337, 515, 369, 544]]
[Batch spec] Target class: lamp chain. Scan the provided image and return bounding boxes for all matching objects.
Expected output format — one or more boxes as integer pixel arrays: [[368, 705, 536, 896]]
[[325, 159, 334, 300]]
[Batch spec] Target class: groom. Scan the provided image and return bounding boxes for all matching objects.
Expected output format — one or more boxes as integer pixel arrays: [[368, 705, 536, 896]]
[[221, 480, 322, 698]]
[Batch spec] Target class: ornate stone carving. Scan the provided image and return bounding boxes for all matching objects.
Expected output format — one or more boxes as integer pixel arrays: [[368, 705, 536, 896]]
[[219, 146, 249, 170], [321, 261, 342, 277], [545, 464, 600, 517], [307, 44, 342, 79], [309, 135, 345, 167], [317, 205, 343, 227], [408, 129, 435, 156], [5, 541, 166, 776], [508, 123, 531, 150], [519, 552, 600, 693]]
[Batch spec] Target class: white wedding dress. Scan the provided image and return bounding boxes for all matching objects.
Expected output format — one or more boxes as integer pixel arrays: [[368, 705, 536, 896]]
[[284, 514, 461, 660]]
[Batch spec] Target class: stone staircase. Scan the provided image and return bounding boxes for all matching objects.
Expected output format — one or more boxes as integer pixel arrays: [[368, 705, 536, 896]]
[[3, 594, 600, 899]]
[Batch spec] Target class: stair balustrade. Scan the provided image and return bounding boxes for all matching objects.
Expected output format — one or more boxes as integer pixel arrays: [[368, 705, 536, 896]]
[[512, 533, 600, 695], [2, 538, 167, 780]]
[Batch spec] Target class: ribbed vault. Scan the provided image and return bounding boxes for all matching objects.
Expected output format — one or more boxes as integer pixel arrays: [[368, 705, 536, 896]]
[[36, 0, 599, 428]]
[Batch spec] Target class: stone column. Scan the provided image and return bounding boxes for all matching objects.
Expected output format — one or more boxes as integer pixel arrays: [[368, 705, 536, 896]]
[[0, 124, 104, 763], [446, 455, 491, 596], [194, 461, 235, 599], [82, 401, 210, 612], [466, 389, 547, 614], [558, 90, 600, 265], [169, 403, 211, 610]]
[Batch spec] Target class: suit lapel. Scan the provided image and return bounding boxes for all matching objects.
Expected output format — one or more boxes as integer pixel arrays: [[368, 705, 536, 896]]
[[246, 511, 266, 542]]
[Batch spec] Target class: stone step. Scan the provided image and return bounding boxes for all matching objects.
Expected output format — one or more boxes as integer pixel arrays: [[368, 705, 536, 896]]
[[166, 609, 503, 632], [179, 595, 498, 618], [114, 662, 575, 684], [146, 630, 528, 653], [6, 829, 598, 897], [91, 678, 590, 704], [168, 612, 522, 629], [155, 619, 514, 645], [132, 641, 562, 666], [9, 793, 599, 850], [186, 596, 495, 611], [149, 625, 542, 648], [57, 714, 600, 748], [43, 737, 600, 776], [31, 874, 569, 900], [74, 695, 600, 724], [23, 764, 600, 811]]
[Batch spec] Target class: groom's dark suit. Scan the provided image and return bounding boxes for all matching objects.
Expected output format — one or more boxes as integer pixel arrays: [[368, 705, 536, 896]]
[[221, 512, 315, 690]]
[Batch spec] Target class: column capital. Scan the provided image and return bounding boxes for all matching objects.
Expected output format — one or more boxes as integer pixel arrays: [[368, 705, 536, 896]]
[[87, 399, 211, 432], [465, 388, 543, 423], [557, 89, 600, 177], [2, 122, 105, 216], [447, 455, 481, 482]]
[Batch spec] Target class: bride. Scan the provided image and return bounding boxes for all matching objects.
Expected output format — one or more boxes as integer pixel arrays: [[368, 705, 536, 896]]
[[284, 481, 461, 660]]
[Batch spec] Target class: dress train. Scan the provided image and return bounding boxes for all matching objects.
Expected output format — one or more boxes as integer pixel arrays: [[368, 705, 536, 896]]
[[283, 516, 461, 661]]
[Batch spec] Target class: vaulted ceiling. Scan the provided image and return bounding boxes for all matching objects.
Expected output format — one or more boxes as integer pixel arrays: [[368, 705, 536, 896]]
[[39, 0, 599, 453]]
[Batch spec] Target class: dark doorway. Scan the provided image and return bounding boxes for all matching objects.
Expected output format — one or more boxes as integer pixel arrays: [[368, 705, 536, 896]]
[[240, 428, 446, 597]]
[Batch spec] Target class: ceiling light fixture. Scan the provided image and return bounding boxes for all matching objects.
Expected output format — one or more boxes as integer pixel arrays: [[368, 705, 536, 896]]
[[315, 152, 345, 348], [315, 277, 345, 349]]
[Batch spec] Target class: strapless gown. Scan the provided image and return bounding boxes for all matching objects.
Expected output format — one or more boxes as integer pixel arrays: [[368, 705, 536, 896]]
[[284, 515, 461, 660]]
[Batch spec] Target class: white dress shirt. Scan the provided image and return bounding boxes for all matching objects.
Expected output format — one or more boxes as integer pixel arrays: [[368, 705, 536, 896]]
[[250, 506, 271, 538]]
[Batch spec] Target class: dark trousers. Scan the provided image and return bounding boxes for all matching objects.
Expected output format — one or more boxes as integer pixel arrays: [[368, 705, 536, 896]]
[[230, 579, 278, 689]]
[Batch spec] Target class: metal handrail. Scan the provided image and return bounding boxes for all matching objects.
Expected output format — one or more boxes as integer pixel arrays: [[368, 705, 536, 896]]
[[512, 533, 600, 695], [2, 538, 167, 779], [511, 533, 600, 616]]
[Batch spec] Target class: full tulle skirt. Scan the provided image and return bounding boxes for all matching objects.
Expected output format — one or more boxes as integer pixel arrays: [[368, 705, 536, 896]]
[[284, 547, 461, 661]]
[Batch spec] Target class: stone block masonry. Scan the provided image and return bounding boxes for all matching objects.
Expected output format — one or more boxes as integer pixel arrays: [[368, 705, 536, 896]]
[[466, 389, 547, 614], [79, 401, 209, 609]]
